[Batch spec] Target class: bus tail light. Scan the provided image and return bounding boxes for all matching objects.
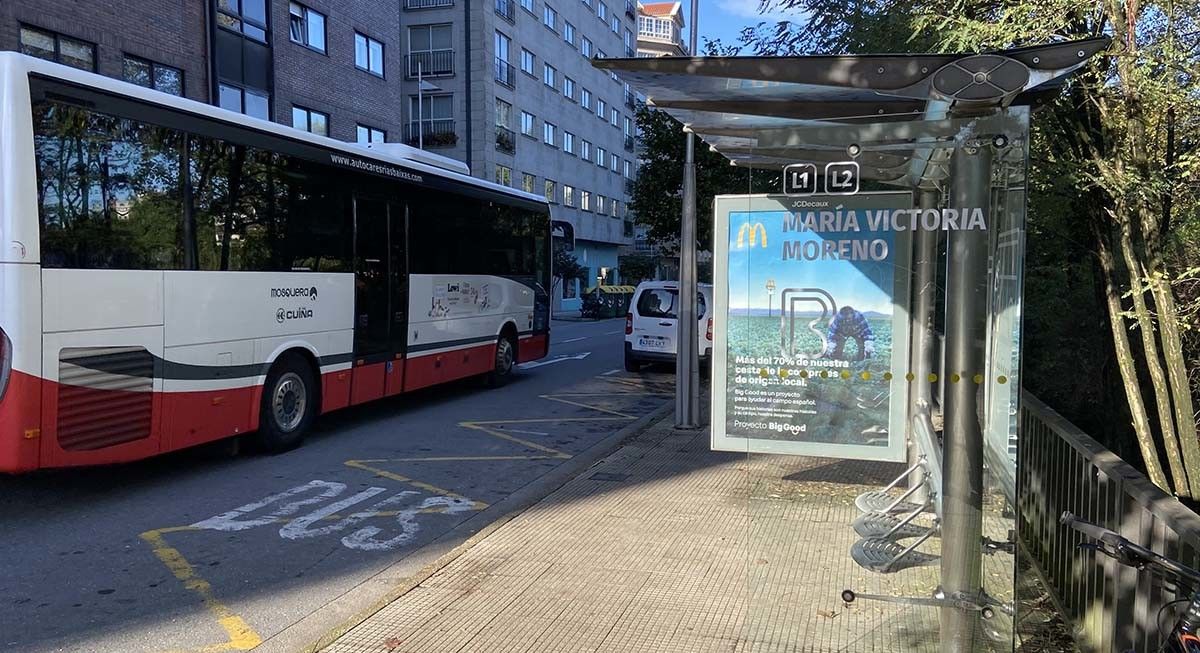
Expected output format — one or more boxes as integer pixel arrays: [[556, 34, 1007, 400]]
[[706, 318, 713, 341], [0, 327, 11, 402], [625, 313, 633, 335]]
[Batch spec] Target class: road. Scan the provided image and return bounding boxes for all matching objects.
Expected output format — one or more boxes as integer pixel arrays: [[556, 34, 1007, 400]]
[[0, 318, 673, 653]]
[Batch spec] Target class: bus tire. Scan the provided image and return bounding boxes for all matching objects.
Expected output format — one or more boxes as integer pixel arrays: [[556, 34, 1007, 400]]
[[485, 334, 517, 387], [255, 355, 317, 452]]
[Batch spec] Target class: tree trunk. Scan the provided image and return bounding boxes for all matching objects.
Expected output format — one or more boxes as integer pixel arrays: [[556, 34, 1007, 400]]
[[1096, 226, 1171, 491], [1147, 258, 1200, 497], [1116, 216, 1189, 495]]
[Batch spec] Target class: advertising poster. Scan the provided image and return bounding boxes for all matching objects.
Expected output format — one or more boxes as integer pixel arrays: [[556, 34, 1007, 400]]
[[712, 192, 913, 461]]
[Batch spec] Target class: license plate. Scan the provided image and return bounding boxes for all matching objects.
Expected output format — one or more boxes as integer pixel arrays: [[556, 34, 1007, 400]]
[[639, 337, 669, 349]]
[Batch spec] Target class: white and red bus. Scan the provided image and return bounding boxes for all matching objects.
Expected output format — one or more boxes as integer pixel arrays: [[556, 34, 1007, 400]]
[[0, 53, 551, 472]]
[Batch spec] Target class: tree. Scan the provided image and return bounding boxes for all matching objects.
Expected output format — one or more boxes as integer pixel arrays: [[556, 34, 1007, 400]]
[[618, 254, 657, 284], [629, 105, 781, 256], [737, 0, 1200, 497], [552, 246, 586, 298]]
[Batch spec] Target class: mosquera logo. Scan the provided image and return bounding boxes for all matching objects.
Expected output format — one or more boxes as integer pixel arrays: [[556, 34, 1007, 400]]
[[736, 222, 768, 248]]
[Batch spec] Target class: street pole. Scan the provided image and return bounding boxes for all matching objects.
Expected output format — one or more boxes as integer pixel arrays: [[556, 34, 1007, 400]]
[[417, 61, 424, 150], [940, 142, 991, 653], [675, 0, 700, 429], [907, 189, 939, 503]]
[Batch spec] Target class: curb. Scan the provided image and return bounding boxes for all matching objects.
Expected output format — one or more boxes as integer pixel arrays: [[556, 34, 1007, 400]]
[[282, 399, 674, 653]]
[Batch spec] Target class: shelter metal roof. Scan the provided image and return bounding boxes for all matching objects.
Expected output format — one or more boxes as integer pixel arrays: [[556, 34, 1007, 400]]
[[593, 38, 1109, 177]]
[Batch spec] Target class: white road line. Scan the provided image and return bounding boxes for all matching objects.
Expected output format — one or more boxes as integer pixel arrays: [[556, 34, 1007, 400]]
[[554, 336, 587, 344], [601, 369, 621, 376], [603, 330, 624, 335]]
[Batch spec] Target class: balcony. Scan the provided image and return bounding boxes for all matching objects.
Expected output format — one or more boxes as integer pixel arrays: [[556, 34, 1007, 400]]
[[624, 0, 635, 16], [624, 46, 635, 58], [496, 125, 516, 154], [405, 0, 454, 8], [406, 50, 454, 78], [494, 58, 516, 88], [624, 135, 634, 152], [495, 0, 515, 22], [624, 89, 635, 109], [403, 120, 458, 147], [625, 179, 635, 194]]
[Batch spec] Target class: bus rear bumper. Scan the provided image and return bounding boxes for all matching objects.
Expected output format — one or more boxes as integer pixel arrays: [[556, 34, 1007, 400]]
[[0, 369, 42, 473]]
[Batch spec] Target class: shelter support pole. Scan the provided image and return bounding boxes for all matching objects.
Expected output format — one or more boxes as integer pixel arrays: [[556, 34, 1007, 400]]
[[675, 0, 700, 429], [907, 189, 940, 502], [676, 129, 700, 428], [940, 143, 991, 652]]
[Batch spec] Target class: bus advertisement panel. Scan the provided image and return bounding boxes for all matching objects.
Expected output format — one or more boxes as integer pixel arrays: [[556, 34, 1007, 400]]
[[711, 193, 913, 462]]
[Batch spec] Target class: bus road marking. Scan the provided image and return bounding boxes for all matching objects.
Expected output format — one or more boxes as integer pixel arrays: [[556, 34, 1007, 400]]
[[538, 394, 636, 418], [601, 368, 622, 375], [554, 336, 588, 344]]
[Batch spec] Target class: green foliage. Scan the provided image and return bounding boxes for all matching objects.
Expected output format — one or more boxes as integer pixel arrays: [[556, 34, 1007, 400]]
[[629, 105, 780, 255], [553, 246, 586, 282], [618, 254, 657, 284]]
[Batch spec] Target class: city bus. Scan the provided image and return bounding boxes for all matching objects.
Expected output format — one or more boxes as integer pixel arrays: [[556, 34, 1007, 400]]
[[0, 53, 551, 472]]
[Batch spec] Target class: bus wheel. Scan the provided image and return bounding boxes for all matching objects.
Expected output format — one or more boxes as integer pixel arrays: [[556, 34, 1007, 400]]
[[256, 355, 316, 452], [485, 335, 516, 387]]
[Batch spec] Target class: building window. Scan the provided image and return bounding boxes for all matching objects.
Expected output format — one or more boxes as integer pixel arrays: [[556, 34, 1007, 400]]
[[521, 0, 535, 12], [611, 108, 620, 127], [596, 147, 606, 167], [596, 195, 606, 214], [611, 152, 619, 171], [624, 27, 633, 47], [563, 77, 576, 101], [522, 173, 536, 193], [598, 49, 607, 60], [219, 83, 269, 119], [581, 38, 593, 58], [545, 179, 557, 203], [581, 88, 592, 110], [216, 0, 269, 42], [624, 116, 634, 136], [564, 22, 576, 46], [624, 160, 632, 178], [563, 131, 576, 154], [288, 2, 326, 52], [580, 140, 591, 160], [520, 111, 536, 136], [357, 125, 386, 143], [598, 2, 608, 20], [355, 33, 385, 76], [520, 49, 535, 75], [612, 199, 620, 217], [543, 5, 558, 31], [495, 164, 512, 186], [543, 63, 556, 88], [20, 26, 95, 71], [596, 98, 606, 119], [496, 98, 513, 127], [408, 24, 454, 77], [543, 121, 557, 145], [292, 105, 329, 136], [563, 185, 575, 207], [122, 55, 183, 95], [580, 190, 591, 211]]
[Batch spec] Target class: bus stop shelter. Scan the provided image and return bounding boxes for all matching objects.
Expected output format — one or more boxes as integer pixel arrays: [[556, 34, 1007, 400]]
[[594, 38, 1107, 652]]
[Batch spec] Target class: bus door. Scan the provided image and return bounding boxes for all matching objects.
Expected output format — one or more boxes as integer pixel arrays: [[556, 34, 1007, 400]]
[[386, 204, 408, 396], [351, 195, 399, 405]]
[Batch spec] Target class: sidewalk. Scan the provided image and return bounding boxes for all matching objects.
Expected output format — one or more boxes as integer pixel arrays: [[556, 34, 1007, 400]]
[[316, 404, 974, 653]]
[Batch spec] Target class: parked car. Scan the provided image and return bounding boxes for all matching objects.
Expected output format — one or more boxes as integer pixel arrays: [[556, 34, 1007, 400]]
[[624, 281, 713, 372]]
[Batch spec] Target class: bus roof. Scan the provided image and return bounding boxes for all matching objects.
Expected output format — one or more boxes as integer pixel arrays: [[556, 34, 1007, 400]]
[[3, 52, 549, 208]]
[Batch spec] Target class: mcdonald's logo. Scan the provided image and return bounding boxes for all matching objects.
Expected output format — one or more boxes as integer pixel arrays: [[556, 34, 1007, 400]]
[[736, 222, 768, 248]]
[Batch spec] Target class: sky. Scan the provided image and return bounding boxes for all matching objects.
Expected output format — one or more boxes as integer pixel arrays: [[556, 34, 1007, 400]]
[[692, 0, 800, 52]]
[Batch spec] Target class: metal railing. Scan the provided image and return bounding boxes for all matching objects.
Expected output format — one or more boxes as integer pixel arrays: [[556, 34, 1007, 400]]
[[494, 58, 515, 88], [625, 0, 635, 16], [405, 50, 454, 78], [403, 120, 457, 147], [495, 0, 515, 22], [624, 89, 636, 109], [1019, 391, 1200, 653], [495, 125, 516, 154], [405, 0, 454, 8], [624, 135, 634, 151]]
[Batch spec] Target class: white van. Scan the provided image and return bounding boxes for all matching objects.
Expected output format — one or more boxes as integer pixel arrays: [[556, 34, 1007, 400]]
[[624, 281, 713, 372]]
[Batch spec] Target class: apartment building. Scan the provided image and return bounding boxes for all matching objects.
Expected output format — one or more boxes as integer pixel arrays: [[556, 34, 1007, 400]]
[[635, 1, 686, 57], [2, 0, 636, 312]]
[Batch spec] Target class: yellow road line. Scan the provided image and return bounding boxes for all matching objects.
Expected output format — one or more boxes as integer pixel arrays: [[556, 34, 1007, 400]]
[[344, 460, 490, 509], [140, 528, 262, 653], [539, 394, 636, 418], [459, 421, 573, 458]]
